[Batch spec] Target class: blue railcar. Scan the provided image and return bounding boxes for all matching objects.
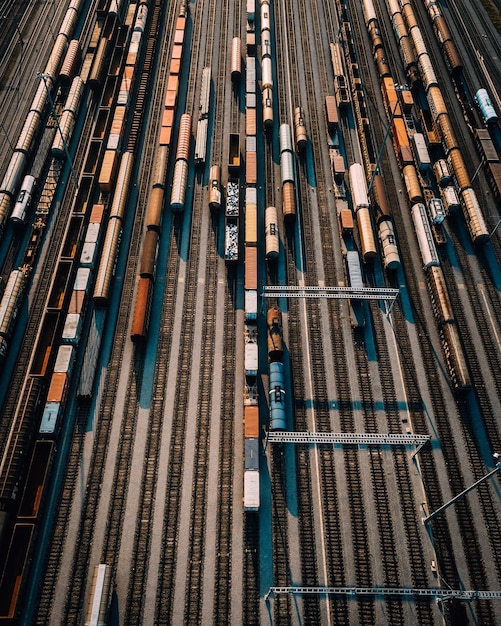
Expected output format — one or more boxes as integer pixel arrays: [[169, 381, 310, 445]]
[[269, 361, 286, 430]]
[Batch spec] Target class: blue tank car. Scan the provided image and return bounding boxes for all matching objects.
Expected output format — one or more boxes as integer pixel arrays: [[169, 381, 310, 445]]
[[269, 361, 286, 430], [475, 89, 498, 127]]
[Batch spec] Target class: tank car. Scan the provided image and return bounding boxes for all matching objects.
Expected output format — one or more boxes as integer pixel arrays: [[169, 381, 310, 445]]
[[378, 220, 400, 270], [282, 181, 295, 223], [170, 159, 189, 212], [269, 361, 286, 430], [460, 187, 489, 245], [139, 229, 159, 279], [441, 322, 471, 390], [0, 269, 27, 358], [356, 208, 377, 262], [10, 175, 36, 225], [231, 37, 241, 82], [475, 89, 498, 127], [208, 165, 222, 211], [146, 187, 165, 231], [262, 87, 273, 130], [265, 205, 279, 260], [131, 277, 153, 342], [294, 107, 307, 151]]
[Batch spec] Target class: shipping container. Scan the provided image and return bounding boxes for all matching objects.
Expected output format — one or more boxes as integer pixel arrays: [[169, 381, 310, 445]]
[[325, 95, 338, 132], [245, 342, 258, 377], [245, 289, 258, 321], [245, 438, 260, 470], [245, 246, 258, 290], [243, 470, 259, 511], [245, 203, 257, 245], [39, 402, 63, 435], [244, 405, 259, 438], [246, 151, 257, 184]]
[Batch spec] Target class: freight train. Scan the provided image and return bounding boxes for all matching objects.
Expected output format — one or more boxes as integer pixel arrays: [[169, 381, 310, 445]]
[[131, 1, 190, 342], [378, 0, 489, 245], [279, 124, 296, 223], [259, 0, 274, 131], [0, 0, 85, 235]]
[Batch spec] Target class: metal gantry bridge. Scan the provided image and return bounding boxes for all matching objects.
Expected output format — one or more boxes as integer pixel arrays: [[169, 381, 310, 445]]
[[262, 284, 399, 306], [265, 587, 501, 601], [265, 432, 430, 456]]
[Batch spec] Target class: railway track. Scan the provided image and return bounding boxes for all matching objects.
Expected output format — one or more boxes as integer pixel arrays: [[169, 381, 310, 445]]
[[34, 1, 173, 621]]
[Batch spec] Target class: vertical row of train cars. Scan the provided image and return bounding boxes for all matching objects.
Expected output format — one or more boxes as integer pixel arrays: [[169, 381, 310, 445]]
[[0, 0, 171, 621]]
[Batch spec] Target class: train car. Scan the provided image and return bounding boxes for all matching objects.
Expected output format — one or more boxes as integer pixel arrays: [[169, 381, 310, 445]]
[[441, 321, 471, 390], [139, 229, 159, 278], [434, 159, 452, 187], [10, 175, 36, 225], [325, 95, 339, 133], [245, 246, 257, 290], [357, 208, 377, 262], [0, 269, 27, 358], [231, 37, 241, 81], [269, 361, 286, 430], [461, 187, 489, 245], [93, 216, 123, 307], [403, 164, 423, 204], [84, 564, 113, 626], [370, 174, 391, 223], [262, 86, 273, 130], [346, 250, 365, 328], [267, 306, 283, 361], [428, 197, 446, 224], [245, 289, 258, 321], [226, 179, 239, 217], [427, 265, 454, 325], [130, 276, 152, 342], [208, 165, 222, 211], [228, 133, 240, 172], [265, 205, 279, 261], [378, 220, 400, 270], [475, 89, 498, 127], [18, 441, 55, 519], [244, 405, 259, 437], [293, 106, 307, 151], [0, 523, 36, 620], [244, 438, 259, 470], [441, 186, 460, 213], [411, 202, 440, 268], [243, 470, 259, 512], [60, 39, 82, 85], [146, 187, 165, 231], [412, 133, 430, 171], [339, 208, 354, 236], [349, 163, 369, 210], [170, 159, 189, 212], [224, 218, 239, 264], [245, 340, 258, 379], [282, 181, 296, 224]]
